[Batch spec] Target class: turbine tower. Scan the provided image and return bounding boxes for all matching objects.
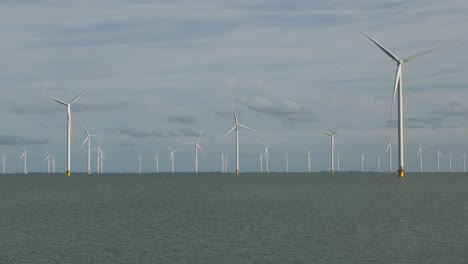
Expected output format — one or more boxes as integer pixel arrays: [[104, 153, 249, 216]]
[[377, 155, 381, 172], [447, 148, 455, 173], [46, 89, 87, 176], [356, 28, 441, 177], [460, 150, 466, 173], [259, 154, 263, 173], [361, 154, 365, 173], [337, 149, 341, 173], [322, 131, 338, 173], [80, 121, 100, 175], [283, 153, 292, 173], [220, 153, 225, 173], [385, 136, 392, 173], [184, 129, 204, 174], [224, 104, 255, 174], [20, 146, 30, 175], [417, 144, 423, 173], [45, 152, 53, 174]]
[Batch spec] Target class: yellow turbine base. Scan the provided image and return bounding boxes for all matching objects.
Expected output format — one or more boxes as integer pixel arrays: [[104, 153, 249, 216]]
[[236, 170, 240, 175], [87, 171, 91, 175], [398, 169, 405, 177], [67, 171, 71, 177]]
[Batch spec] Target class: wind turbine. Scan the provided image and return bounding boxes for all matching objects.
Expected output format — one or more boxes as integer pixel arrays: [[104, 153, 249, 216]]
[[361, 154, 365, 173], [460, 150, 466, 173], [356, 28, 442, 177], [284, 153, 292, 173], [385, 136, 392, 173], [447, 148, 455, 173], [154, 154, 159, 174], [167, 146, 181, 174], [259, 154, 263, 173], [417, 144, 423, 173], [183, 129, 204, 174], [51, 155, 57, 174], [224, 104, 255, 174], [138, 154, 143, 174], [20, 146, 30, 175], [306, 149, 312, 173], [80, 120, 100, 175], [377, 155, 381, 172], [322, 131, 338, 173], [1, 153, 5, 174], [337, 149, 341, 173], [46, 89, 87, 176], [220, 153, 225, 173], [224, 155, 229, 172], [436, 147, 444, 173], [263, 145, 272, 173], [44, 152, 53, 174]]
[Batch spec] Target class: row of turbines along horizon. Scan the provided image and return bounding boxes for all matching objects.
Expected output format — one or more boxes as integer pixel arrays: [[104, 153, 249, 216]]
[[0, 28, 462, 176]]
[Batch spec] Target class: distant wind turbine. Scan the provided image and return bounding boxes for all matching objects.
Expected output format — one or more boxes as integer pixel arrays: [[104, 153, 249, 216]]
[[436, 147, 444, 173], [460, 150, 466, 173], [447, 148, 455, 173], [224, 104, 255, 174], [337, 149, 341, 173], [183, 129, 204, 174], [417, 144, 423, 173], [46, 89, 87, 176], [138, 154, 143, 174], [377, 155, 380, 173], [1, 153, 5, 174], [306, 149, 312, 173], [361, 154, 365, 173], [80, 120, 100, 175], [284, 153, 292, 173], [45, 152, 53, 174], [259, 154, 263, 173], [20, 146, 30, 175], [167, 146, 181, 174], [220, 153, 225, 173], [154, 154, 159, 174], [322, 131, 338, 173], [385, 136, 392, 173], [356, 28, 442, 177], [263, 145, 272, 173]]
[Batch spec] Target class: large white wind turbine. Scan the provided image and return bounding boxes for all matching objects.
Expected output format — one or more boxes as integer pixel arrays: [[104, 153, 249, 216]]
[[138, 154, 143, 174], [306, 149, 312, 173], [80, 121, 100, 175], [356, 28, 441, 177], [20, 146, 30, 175], [385, 136, 392, 173], [224, 104, 255, 174], [322, 131, 338, 173], [184, 129, 204, 174], [167, 146, 181, 174], [46, 89, 87, 176], [1, 153, 5, 174], [417, 144, 423, 173]]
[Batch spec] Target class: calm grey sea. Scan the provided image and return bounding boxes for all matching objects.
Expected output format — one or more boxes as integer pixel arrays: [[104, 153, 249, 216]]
[[0, 173, 467, 263]]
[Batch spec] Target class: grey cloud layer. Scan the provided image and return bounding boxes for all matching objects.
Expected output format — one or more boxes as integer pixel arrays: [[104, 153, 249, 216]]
[[0, 135, 49, 145]]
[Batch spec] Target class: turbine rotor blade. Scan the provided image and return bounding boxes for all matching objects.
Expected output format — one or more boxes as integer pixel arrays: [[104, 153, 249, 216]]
[[353, 27, 400, 62], [69, 89, 88, 104], [238, 124, 255, 131], [390, 65, 401, 120], [403, 46, 443, 62], [224, 126, 236, 137], [46, 96, 68, 106]]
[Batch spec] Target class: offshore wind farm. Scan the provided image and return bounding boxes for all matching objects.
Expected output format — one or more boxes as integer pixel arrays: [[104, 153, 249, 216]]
[[1, 1, 468, 263]]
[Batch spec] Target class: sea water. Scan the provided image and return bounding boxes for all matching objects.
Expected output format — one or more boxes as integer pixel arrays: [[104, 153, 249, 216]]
[[1, 173, 467, 263]]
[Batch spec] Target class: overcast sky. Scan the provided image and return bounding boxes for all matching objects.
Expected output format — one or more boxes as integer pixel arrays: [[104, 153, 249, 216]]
[[1, 0, 467, 173]]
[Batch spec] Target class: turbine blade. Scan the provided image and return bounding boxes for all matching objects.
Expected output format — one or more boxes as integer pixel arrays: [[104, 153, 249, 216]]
[[354, 27, 400, 62], [232, 103, 238, 125], [80, 120, 90, 137], [322, 132, 332, 136], [239, 124, 255, 131], [224, 126, 236, 137], [403, 46, 443, 62], [196, 129, 204, 142], [386, 144, 390, 152], [385, 136, 391, 144], [390, 65, 401, 120], [197, 143, 205, 155], [80, 137, 89, 149], [46, 96, 68, 106], [69, 89, 88, 104]]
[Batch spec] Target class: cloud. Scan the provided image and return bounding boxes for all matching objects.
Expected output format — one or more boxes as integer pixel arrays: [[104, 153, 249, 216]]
[[10, 100, 142, 114], [0, 135, 49, 145], [236, 96, 316, 123], [166, 115, 197, 124], [151, 128, 201, 138], [113, 127, 152, 138]]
